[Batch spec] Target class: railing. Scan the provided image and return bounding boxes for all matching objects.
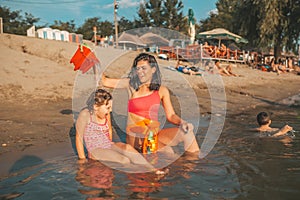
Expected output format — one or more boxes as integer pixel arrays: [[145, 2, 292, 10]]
[[159, 44, 246, 63]]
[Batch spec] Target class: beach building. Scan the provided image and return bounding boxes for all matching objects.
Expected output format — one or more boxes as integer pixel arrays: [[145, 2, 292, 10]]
[[60, 31, 69, 42], [69, 33, 83, 43], [26, 26, 35, 37], [118, 32, 146, 50], [37, 27, 53, 40], [52, 29, 61, 40]]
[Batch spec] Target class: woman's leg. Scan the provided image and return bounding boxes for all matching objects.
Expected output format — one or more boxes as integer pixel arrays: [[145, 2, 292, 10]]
[[225, 64, 237, 76], [90, 148, 131, 164], [112, 143, 155, 169], [157, 127, 200, 153]]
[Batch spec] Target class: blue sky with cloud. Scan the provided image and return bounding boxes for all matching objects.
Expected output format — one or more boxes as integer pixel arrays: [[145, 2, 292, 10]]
[[2, 0, 217, 27]]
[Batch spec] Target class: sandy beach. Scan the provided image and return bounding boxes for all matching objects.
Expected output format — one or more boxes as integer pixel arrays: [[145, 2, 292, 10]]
[[0, 33, 300, 176]]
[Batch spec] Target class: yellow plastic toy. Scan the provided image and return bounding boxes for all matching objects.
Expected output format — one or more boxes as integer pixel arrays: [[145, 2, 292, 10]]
[[128, 119, 160, 154]]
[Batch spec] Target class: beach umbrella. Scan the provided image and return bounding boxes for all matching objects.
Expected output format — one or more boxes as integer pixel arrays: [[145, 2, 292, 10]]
[[197, 28, 248, 47]]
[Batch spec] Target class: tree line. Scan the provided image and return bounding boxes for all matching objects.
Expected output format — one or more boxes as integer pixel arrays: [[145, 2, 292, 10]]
[[1, 0, 299, 58]]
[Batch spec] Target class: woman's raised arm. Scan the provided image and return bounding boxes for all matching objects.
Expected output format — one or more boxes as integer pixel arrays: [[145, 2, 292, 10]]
[[101, 74, 130, 89]]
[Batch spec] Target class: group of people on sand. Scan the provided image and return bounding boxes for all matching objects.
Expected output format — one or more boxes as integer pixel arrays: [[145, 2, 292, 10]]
[[202, 42, 230, 58], [75, 52, 295, 174], [175, 59, 238, 77], [251, 54, 298, 75]]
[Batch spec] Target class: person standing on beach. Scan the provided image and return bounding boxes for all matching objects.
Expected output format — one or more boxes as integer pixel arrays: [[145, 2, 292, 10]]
[[101, 53, 200, 154], [75, 88, 156, 170]]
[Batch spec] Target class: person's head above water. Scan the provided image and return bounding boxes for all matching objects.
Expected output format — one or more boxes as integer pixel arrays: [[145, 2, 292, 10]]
[[256, 112, 271, 126], [128, 53, 162, 91]]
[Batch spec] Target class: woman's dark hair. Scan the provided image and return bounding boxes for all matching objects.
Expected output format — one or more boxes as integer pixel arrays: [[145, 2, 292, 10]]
[[128, 53, 161, 91], [86, 89, 112, 112]]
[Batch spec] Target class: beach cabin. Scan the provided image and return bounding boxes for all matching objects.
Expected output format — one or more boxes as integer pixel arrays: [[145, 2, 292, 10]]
[[36, 28, 53, 40], [26, 26, 35, 37], [52, 29, 61, 40], [69, 33, 76, 43], [68, 33, 83, 43], [60, 31, 69, 42], [76, 34, 83, 43]]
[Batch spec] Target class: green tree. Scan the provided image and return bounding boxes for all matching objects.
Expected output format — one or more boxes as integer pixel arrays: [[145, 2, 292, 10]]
[[136, 2, 151, 27], [146, 0, 164, 27], [23, 12, 39, 26], [50, 20, 76, 33], [99, 20, 113, 36], [236, 0, 300, 57], [163, 0, 187, 33], [0, 6, 39, 35], [234, 0, 260, 49], [199, 0, 238, 33], [77, 17, 102, 40], [118, 17, 135, 33], [200, 0, 300, 58], [136, 0, 187, 33]]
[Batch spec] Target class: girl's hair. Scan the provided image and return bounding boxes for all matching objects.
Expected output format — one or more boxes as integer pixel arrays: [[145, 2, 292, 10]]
[[128, 53, 161, 91], [86, 89, 112, 112]]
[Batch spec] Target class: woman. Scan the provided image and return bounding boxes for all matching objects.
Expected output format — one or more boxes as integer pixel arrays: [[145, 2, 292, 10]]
[[101, 53, 199, 154]]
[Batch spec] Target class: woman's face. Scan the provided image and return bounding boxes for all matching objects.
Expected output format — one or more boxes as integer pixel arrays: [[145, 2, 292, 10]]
[[135, 60, 156, 84]]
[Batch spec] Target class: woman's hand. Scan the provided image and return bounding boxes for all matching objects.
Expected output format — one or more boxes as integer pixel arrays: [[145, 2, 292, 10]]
[[180, 121, 194, 133]]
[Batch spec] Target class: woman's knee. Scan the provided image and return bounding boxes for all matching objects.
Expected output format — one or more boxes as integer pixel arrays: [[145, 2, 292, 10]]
[[118, 156, 131, 164]]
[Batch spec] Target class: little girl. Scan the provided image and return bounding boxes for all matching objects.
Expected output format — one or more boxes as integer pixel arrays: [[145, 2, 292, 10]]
[[75, 88, 156, 169]]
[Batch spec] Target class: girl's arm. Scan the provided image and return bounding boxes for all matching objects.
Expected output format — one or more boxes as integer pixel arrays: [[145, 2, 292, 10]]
[[101, 74, 130, 89], [107, 113, 113, 141], [75, 110, 89, 159]]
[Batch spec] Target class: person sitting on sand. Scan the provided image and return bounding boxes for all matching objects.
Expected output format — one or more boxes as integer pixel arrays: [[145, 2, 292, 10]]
[[75, 88, 157, 171], [255, 112, 293, 137], [270, 58, 287, 75], [175, 60, 202, 76], [213, 60, 238, 76]]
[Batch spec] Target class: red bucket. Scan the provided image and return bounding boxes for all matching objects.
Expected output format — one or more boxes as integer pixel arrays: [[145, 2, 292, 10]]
[[70, 45, 100, 74]]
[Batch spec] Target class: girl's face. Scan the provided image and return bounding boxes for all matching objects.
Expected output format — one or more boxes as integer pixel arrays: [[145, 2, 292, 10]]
[[94, 100, 112, 119], [135, 60, 156, 84]]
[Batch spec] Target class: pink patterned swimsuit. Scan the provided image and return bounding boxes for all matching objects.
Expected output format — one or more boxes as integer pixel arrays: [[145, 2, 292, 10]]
[[83, 114, 112, 152]]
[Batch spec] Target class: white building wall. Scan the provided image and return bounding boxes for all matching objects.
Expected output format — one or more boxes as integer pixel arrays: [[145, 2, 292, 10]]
[[27, 26, 35, 37]]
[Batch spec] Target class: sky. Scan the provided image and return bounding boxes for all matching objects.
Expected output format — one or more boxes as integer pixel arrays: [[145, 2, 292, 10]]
[[1, 0, 218, 27]]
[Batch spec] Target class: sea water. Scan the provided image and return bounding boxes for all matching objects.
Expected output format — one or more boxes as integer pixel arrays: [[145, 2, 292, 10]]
[[1, 95, 299, 199]]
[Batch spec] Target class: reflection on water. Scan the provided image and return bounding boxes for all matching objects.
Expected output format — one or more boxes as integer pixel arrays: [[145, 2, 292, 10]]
[[0, 106, 299, 199], [76, 160, 115, 198]]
